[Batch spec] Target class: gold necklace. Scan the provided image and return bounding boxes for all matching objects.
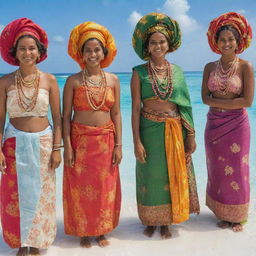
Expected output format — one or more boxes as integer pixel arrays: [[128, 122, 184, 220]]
[[84, 69, 103, 87], [82, 69, 108, 111], [15, 69, 40, 111], [17, 69, 38, 87]]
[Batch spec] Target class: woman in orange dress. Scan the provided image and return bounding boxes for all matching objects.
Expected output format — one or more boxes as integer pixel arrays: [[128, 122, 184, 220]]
[[63, 22, 122, 248]]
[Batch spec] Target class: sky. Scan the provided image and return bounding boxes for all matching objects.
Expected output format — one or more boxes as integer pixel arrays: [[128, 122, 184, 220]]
[[1, 0, 256, 73]]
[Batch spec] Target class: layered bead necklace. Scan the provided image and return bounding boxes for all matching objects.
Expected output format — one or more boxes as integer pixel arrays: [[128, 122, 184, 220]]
[[15, 68, 40, 112], [148, 60, 173, 100], [214, 56, 239, 95], [82, 69, 108, 110]]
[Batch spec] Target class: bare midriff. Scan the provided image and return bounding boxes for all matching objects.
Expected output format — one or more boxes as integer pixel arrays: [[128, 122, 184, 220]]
[[73, 110, 111, 127], [142, 98, 178, 114], [10, 116, 50, 132]]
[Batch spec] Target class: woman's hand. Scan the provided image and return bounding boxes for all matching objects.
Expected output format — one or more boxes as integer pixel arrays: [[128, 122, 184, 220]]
[[185, 136, 196, 154], [0, 151, 7, 174], [64, 147, 75, 168], [135, 141, 147, 163], [51, 150, 62, 169], [112, 145, 122, 165]]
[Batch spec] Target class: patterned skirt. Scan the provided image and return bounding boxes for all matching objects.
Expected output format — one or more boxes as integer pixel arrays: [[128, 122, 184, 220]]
[[205, 108, 250, 223], [63, 121, 121, 236], [0, 123, 56, 249], [136, 108, 199, 226]]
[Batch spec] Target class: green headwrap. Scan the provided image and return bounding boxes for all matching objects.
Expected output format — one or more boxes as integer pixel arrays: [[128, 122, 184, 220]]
[[132, 12, 181, 60]]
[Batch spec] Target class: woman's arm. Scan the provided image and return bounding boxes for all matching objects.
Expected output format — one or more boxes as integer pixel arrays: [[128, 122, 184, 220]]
[[110, 74, 122, 165], [49, 74, 62, 169], [62, 76, 75, 167], [201, 62, 214, 106], [130, 70, 146, 163], [0, 76, 7, 173]]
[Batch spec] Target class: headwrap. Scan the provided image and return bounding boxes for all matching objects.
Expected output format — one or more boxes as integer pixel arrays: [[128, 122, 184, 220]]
[[207, 12, 252, 54], [68, 21, 117, 69], [0, 17, 48, 65], [132, 12, 181, 60]]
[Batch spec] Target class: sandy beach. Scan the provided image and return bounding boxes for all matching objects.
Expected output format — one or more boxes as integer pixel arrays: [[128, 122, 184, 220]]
[[1, 161, 256, 256]]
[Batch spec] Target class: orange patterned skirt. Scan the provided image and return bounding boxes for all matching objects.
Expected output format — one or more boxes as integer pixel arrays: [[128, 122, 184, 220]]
[[63, 121, 121, 236]]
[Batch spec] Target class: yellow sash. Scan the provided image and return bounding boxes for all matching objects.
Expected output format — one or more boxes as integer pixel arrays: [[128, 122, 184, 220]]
[[165, 118, 189, 224]]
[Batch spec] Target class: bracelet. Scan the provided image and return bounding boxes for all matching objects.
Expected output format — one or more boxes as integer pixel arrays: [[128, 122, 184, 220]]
[[52, 147, 62, 151], [53, 144, 63, 147], [115, 144, 122, 147], [187, 133, 195, 137]]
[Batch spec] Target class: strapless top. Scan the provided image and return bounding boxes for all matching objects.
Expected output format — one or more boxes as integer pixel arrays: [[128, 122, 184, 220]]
[[73, 85, 115, 111], [208, 69, 242, 95], [6, 88, 49, 118]]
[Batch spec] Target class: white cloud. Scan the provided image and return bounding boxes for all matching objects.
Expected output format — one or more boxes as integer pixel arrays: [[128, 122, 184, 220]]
[[128, 10, 142, 27], [52, 35, 64, 43], [237, 9, 246, 15], [161, 0, 200, 33], [0, 24, 5, 34]]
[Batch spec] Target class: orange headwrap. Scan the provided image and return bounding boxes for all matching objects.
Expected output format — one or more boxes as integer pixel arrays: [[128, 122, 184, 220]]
[[207, 12, 252, 54], [68, 22, 117, 69]]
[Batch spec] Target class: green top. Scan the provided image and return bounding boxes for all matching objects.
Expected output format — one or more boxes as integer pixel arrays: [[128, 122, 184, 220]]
[[133, 63, 194, 130]]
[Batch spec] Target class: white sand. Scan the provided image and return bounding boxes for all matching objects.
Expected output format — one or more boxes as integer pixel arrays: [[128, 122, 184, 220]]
[[1, 135, 256, 256], [1, 194, 256, 256]]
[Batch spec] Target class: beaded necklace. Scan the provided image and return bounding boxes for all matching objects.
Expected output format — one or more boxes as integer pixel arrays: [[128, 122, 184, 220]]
[[15, 68, 40, 112], [148, 60, 173, 100], [84, 69, 103, 87], [214, 57, 239, 95], [82, 69, 108, 111]]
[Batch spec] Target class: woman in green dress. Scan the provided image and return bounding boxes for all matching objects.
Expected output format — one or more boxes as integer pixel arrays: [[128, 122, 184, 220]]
[[131, 12, 200, 239]]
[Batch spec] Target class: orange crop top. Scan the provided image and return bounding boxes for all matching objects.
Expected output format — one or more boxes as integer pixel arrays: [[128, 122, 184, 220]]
[[73, 85, 115, 111]]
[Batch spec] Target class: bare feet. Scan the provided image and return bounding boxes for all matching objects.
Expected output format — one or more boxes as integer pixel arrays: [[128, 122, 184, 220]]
[[217, 221, 231, 229], [231, 223, 243, 232], [143, 226, 156, 237], [16, 247, 29, 256], [96, 235, 110, 247], [29, 247, 40, 255], [160, 225, 172, 239], [80, 236, 92, 248]]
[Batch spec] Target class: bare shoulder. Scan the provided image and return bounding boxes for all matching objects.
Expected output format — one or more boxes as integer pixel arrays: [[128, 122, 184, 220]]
[[239, 58, 254, 71], [105, 72, 119, 87], [40, 71, 57, 83], [204, 61, 216, 72], [65, 72, 82, 88], [105, 71, 118, 81], [0, 72, 15, 89]]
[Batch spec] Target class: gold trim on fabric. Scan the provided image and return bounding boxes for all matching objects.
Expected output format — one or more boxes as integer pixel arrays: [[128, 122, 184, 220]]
[[137, 204, 172, 226], [181, 117, 195, 134], [206, 193, 248, 223], [186, 154, 200, 214], [141, 108, 180, 122]]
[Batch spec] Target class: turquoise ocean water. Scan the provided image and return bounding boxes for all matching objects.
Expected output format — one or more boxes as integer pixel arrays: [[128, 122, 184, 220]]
[[55, 72, 256, 206]]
